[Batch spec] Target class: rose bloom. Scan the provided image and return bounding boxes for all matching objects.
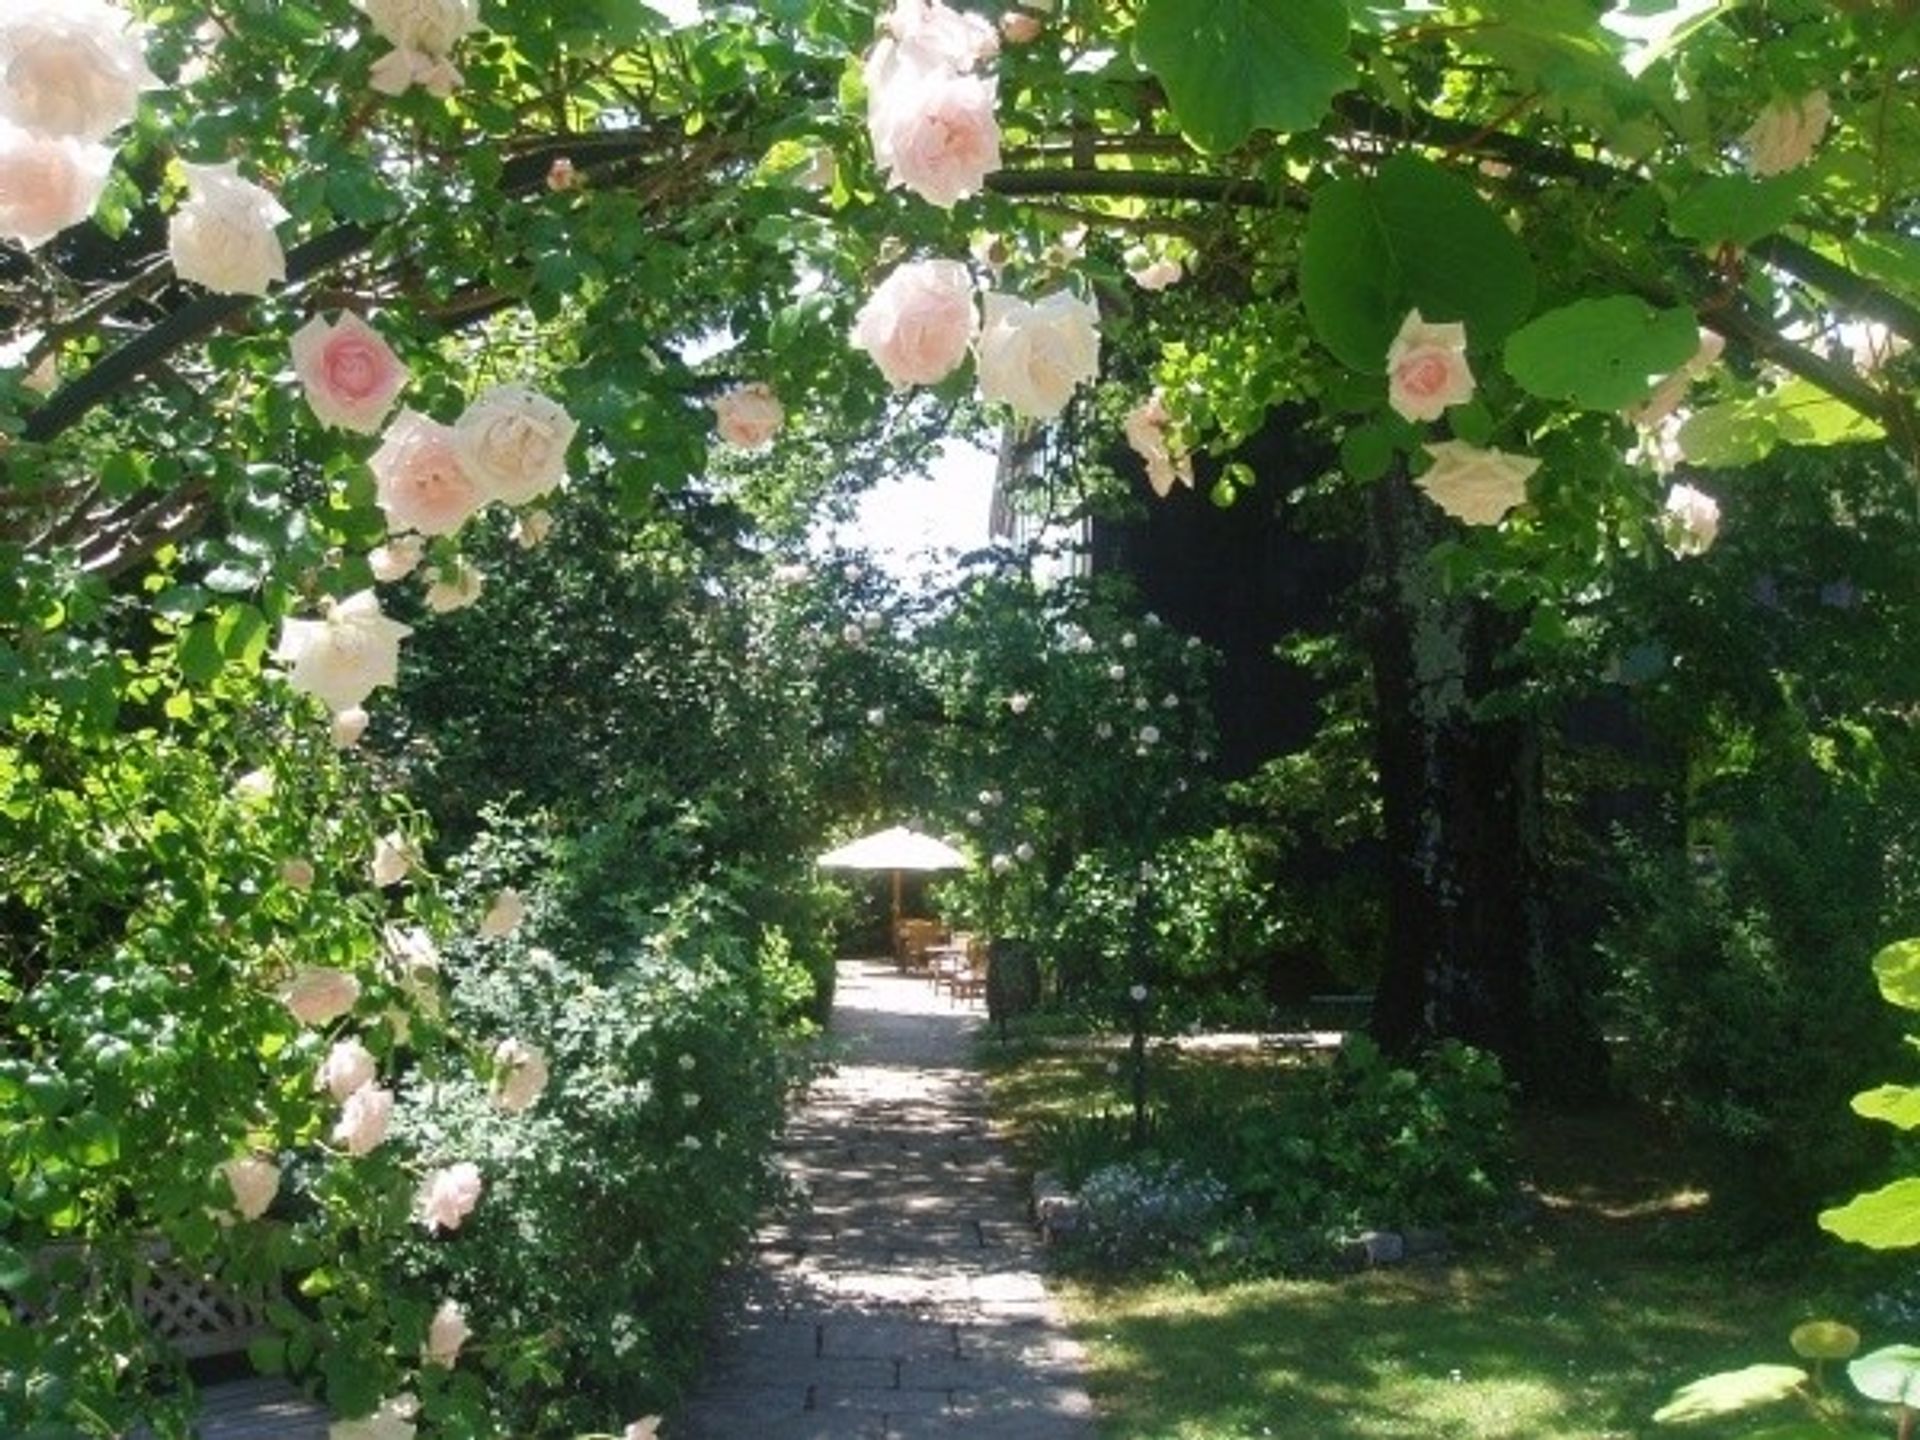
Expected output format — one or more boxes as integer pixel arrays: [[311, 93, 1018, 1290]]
[[368, 47, 462, 98], [491, 1037, 549, 1114], [0, 0, 159, 143], [1123, 393, 1193, 498], [355, 0, 479, 57], [222, 1156, 280, 1221], [274, 590, 412, 714], [317, 1037, 377, 1100], [510, 508, 553, 549], [713, 382, 783, 449], [626, 1420, 662, 1440], [1417, 440, 1540, 525], [867, 55, 1001, 209], [852, 258, 978, 388], [168, 162, 289, 297], [1000, 11, 1042, 44], [422, 561, 484, 614], [1127, 257, 1183, 292], [417, 1161, 484, 1232], [282, 967, 362, 1027], [370, 410, 483, 538], [0, 125, 112, 250], [1745, 91, 1831, 178], [882, 0, 998, 70], [1662, 481, 1720, 558], [424, 1299, 470, 1368], [291, 313, 409, 435], [452, 383, 577, 505], [331, 706, 370, 749], [368, 535, 424, 583], [333, 1083, 394, 1156], [1386, 309, 1475, 423], [478, 888, 525, 939], [546, 156, 578, 192], [370, 832, 417, 888], [279, 858, 315, 891], [975, 289, 1101, 419]]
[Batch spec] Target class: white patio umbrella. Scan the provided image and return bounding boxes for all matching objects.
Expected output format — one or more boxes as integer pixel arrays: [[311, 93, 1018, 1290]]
[[817, 825, 968, 936]]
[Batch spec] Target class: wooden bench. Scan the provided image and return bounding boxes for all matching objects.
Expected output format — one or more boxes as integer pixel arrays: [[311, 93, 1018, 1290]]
[[14, 1240, 328, 1439]]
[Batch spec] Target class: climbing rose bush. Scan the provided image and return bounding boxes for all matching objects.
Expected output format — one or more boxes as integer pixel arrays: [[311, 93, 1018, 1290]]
[[166, 161, 290, 296], [371, 410, 485, 537], [453, 383, 577, 504], [276, 592, 413, 715], [852, 258, 979, 388]]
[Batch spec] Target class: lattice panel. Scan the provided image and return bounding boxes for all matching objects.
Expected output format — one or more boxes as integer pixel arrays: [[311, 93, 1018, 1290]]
[[134, 1254, 274, 1361]]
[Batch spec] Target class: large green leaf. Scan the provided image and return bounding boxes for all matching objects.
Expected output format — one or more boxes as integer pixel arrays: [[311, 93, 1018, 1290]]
[[1669, 174, 1806, 247], [1819, 1177, 1920, 1249], [1874, 938, 1920, 1012], [1503, 296, 1699, 410], [1652, 1363, 1807, 1424], [1848, 232, 1920, 305], [1301, 155, 1537, 373], [1849, 1345, 1920, 1405], [1852, 1084, 1920, 1130], [1134, 0, 1357, 153]]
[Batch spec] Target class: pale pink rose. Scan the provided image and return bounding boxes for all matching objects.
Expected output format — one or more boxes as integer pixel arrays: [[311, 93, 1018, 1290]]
[[1124, 393, 1193, 498], [1744, 91, 1831, 177], [333, 1084, 394, 1156], [279, 858, 315, 891], [317, 1037, 377, 1100], [331, 706, 370, 749], [975, 289, 1101, 418], [867, 55, 1001, 209], [1000, 12, 1042, 44], [370, 832, 417, 888], [355, 0, 479, 56], [625, 1421, 662, 1440], [0, 0, 159, 143], [490, 1037, 549, 1114], [1417, 440, 1539, 525], [478, 889, 525, 939], [713, 383, 783, 449], [0, 125, 112, 250], [291, 313, 409, 435], [370, 410, 482, 538], [368, 47, 463, 98], [1127, 258, 1183, 292], [852, 259, 978, 388], [422, 561, 484, 614], [282, 967, 362, 1026], [452, 383, 576, 505], [168, 162, 289, 297], [1661, 482, 1720, 557], [423, 1299, 469, 1368], [1386, 310, 1475, 423], [881, 0, 998, 70], [1628, 328, 1725, 426], [368, 535, 424, 583], [417, 1161, 483, 1232], [222, 1156, 280, 1221], [274, 590, 412, 714], [510, 508, 553, 549]]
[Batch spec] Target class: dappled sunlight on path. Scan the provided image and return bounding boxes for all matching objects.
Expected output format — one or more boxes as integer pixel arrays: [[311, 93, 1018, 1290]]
[[670, 961, 1098, 1439]]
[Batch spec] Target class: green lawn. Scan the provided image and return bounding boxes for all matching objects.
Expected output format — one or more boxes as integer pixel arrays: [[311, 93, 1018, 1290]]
[[983, 1038, 1901, 1440]]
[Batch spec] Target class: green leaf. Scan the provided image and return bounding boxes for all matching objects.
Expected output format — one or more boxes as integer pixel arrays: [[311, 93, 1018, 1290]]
[[1301, 155, 1537, 372], [1769, 378, 1883, 447], [1874, 939, 1920, 1012], [1677, 398, 1779, 468], [1503, 297, 1699, 410], [1669, 174, 1806, 248], [246, 1335, 286, 1374], [1849, 1345, 1920, 1405], [1819, 1177, 1920, 1249], [1852, 1084, 1920, 1130], [1789, 1320, 1861, 1361], [1339, 423, 1397, 482], [64, 1112, 120, 1168], [1134, 0, 1357, 153], [178, 621, 224, 686], [1848, 232, 1920, 305], [1652, 1363, 1807, 1424]]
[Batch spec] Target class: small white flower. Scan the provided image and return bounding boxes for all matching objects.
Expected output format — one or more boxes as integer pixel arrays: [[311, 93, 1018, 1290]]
[[1128, 983, 1148, 1003], [1138, 725, 1161, 746], [1007, 692, 1030, 714], [678, 1053, 696, 1071]]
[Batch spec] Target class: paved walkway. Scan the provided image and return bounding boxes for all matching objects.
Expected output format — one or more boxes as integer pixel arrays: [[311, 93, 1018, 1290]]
[[670, 960, 1100, 1440]]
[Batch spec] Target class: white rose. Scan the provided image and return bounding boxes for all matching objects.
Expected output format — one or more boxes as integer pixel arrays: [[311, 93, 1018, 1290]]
[[713, 383, 783, 449], [511, 508, 554, 549], [975, 290, 1100, 419], [168, 162, 289, 297], [1661, 482, 1720, 557], [1416, 440, 1540, 526], [1123, 393, 1193, 499], [331, 707, 370, 749], [370, 832, 417, 888], [452, 383, 577, 506], [367, 47, 463, 98], [422, 561, 484, 614], [0, 124, 112, 251], [0, 0, 159, 143], [354, 0, 479, 55], [368, 535, 424, 583], [317, 1037, 377, 1100], [866, 47, 1000, 209], [416, 1161, 483, 1232], [491, 1037, 549, 1114], [282, 967, 362, 1027], [333, 1084, 394, 1156], [478, 888, 525, 939], [423, 1299, 469, 1368], [852, 258, 978, 388], [881, 0, 998, 72], [274, 590, 411, 716], [1127, 257, 1183, 292]]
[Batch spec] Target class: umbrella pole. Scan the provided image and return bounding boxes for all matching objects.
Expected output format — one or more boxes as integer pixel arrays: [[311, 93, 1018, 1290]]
[[891, 869, 903, 952]]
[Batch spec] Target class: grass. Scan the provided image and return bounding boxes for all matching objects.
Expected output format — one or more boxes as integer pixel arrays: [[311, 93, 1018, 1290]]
[[981, 1033, 1905, 1440]]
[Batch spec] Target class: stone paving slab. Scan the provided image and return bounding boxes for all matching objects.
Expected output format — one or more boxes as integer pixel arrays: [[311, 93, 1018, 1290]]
[[670, 961, 1099, 1439]]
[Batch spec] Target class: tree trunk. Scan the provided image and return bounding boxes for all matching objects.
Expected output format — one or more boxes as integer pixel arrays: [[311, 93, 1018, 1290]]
[[1363, 467, 1606, 1098]]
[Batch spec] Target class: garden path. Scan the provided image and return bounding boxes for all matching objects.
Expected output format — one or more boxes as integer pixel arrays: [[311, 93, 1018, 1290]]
[[669, 959, 1099, 1440]]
